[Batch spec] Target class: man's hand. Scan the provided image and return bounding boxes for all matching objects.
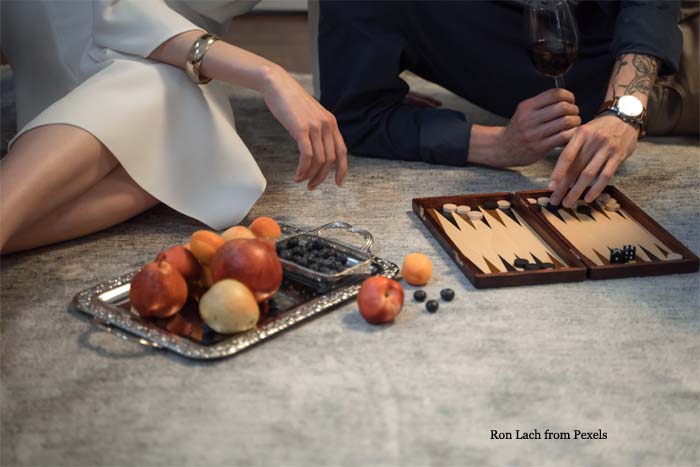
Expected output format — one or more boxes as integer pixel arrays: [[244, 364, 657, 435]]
[[470, 88, 580, 167], [548, 116, 637, 207], [548, 53, 659, 207]]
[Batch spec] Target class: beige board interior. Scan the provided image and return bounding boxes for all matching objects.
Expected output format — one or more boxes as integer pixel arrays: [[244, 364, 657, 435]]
[[428, 205, 567, 274], [539, 197, 677, 266]]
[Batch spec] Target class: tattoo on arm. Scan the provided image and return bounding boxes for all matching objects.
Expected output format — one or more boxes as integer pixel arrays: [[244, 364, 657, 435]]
[[607, 54, 660, 100]]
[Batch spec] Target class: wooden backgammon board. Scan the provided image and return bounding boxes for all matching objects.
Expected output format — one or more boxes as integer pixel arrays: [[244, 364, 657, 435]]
[[412, 186, 699, 288]]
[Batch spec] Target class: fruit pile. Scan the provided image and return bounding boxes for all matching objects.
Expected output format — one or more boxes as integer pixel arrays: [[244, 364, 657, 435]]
[[276, 236, 349, 274], [129, 217, 283, 336]]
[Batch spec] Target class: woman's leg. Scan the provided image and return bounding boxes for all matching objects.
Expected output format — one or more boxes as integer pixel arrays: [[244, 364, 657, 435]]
[[2, 166, 158, 254], [0, 124, 119, 248]]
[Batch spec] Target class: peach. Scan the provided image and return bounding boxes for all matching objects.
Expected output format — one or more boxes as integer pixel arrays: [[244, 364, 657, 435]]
[[199, 279, 260, 334], [401, 253, 433, 286], [129, 259, 188, 319], [190, 230, 225, 265], [249, 216, 282, 239], [222, 225, 256, 242]]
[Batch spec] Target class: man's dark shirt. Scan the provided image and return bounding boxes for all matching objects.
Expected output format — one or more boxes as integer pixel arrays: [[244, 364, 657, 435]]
[[318, 1, 682, 166]]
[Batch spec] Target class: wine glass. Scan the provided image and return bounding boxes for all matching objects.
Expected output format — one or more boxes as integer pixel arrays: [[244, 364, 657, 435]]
[[526, 0, 579, 89]]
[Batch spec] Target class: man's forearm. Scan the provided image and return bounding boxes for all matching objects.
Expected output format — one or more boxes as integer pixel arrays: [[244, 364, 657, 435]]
[[604, 53, 661, 107]]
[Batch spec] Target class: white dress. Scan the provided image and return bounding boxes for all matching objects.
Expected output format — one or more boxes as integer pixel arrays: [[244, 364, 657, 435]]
[[0, 0, 265, 230]]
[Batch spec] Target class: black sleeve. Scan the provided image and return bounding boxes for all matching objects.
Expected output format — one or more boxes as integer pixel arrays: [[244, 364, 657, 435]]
[[611, 0, 682, 75], [318, 1, 471, 166]]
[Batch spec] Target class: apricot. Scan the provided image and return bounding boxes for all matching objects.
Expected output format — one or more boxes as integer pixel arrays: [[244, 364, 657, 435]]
[[249, 216, 282, 239], [190, 230, 225, 265], [401, 253, 433, 286], [222, 225, 256, 242], [199, 279, 260, 334]]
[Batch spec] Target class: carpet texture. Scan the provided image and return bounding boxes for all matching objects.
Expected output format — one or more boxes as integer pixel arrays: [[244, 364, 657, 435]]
[[1, 72, 699, 467]]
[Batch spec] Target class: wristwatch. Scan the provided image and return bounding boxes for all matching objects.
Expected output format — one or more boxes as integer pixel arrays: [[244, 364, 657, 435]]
[[597, 95, 647, 138]]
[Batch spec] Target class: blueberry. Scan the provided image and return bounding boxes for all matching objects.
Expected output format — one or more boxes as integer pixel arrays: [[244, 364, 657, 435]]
[[321, 248, 333, 258], [426, 300, 439, 313], [291, 246, 304, 256], [413, 290, 427, 302], [292, 255, 304, 265], [335, 253, 348, 264], [287, 237, 299, 248], [322, 258, 335, 267], [276, 243, 286, 254], [333, 261, 346, 271], [440, 288, 455, 302], [296, 256, 309, 267], [310, 239, 324, 250], [279, 250, 293, 260]]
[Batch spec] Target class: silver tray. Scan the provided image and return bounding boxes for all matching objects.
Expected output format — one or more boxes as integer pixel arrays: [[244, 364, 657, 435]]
[[71, 223, 399, 360]]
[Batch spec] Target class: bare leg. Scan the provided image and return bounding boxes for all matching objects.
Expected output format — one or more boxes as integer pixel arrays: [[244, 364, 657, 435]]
[[0, 124, 118, 248], [2, 166, 158, 254]]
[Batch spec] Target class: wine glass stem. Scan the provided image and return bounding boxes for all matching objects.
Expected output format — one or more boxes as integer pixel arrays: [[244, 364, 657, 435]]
[[554, 76, 565, 89]]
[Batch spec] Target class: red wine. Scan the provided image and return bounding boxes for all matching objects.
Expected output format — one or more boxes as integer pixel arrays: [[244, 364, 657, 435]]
[[528, 39, 577, 77]]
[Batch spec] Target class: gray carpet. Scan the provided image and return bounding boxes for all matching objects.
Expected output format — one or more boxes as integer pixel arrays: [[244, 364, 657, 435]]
[[1, 72, 699, 467]]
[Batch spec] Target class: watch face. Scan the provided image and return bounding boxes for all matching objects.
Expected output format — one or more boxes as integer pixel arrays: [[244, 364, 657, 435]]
[[618, 95, 644, 118]]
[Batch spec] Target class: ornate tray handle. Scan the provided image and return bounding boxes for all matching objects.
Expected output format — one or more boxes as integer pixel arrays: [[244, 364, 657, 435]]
[[308, 221, 374, 253]]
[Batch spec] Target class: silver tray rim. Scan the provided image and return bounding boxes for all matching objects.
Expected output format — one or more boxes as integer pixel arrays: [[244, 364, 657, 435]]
[[70, 223, 399, 360]]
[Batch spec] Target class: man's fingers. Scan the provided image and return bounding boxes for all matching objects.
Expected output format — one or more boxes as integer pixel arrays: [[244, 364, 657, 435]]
[[535, 101, 579, 125], [548, 129, 584, 192], [586, 158, 621, 203], [333, 127, 348, 186], [294, 136, 313, 182], [561, 149, 609, 208], [542, 127, 577, 150], [535, 114, 581, 139], [530, 87, 575, 110]]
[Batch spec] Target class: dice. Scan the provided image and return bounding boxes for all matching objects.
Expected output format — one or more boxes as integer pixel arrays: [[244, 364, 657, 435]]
[[622, 245, 636, 262], [610, 248, 625, 264]]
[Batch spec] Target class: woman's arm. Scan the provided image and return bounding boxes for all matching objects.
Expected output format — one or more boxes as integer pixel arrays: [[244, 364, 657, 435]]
[[149, 30, 347, 190]]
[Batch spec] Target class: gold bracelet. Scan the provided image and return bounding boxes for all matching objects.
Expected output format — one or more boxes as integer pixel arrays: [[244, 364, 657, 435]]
[[185, 33, 218, 84]]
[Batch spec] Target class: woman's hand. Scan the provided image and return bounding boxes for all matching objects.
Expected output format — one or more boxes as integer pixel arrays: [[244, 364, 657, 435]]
[[261, 65, 347, 190]]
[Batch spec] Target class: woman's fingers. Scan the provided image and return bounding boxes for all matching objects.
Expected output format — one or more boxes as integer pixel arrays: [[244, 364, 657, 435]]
[[333, 124, 348, 186], [308, 119, 337, 190], [294, 135, 314, 182]]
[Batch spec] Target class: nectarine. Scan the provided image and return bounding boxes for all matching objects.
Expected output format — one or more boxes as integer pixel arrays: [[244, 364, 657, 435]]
[[156, 245, 202, 283], [357, 276, 404, 324], [129, 259, 188, 319], [210, 238, 282, 302]]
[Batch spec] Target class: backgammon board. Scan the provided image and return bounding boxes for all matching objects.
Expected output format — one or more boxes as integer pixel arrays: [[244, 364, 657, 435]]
[[412, 186, 699, 288]]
